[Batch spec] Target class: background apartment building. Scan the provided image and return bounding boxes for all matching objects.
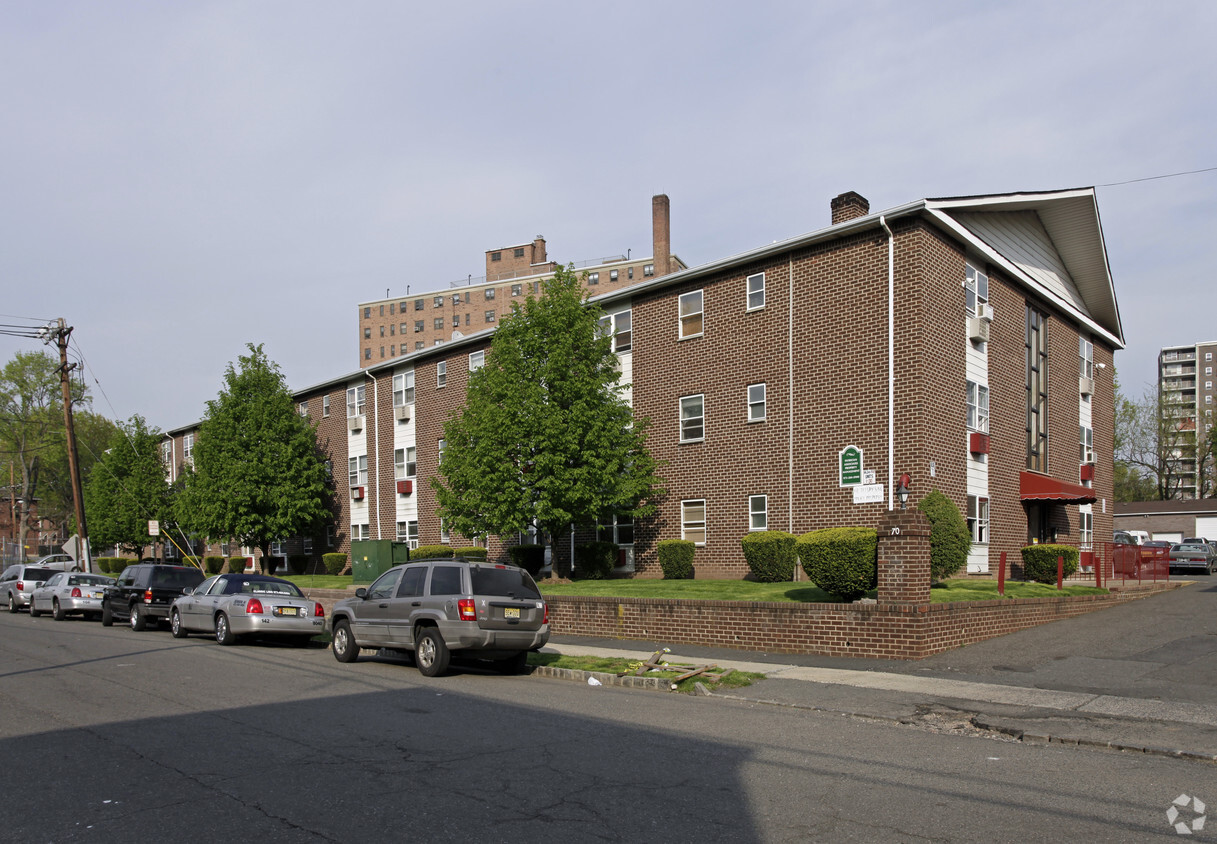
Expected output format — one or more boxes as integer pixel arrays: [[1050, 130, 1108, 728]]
[[1158, 340, 1217, 498], [356, 195, 683, 364]]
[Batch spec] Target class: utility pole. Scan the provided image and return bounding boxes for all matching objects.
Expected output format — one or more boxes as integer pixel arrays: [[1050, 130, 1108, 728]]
[[41, 318, 91, 573]]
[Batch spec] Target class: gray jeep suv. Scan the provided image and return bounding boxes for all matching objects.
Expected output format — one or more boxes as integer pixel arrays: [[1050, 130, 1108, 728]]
[[329, 558, 549, 676]]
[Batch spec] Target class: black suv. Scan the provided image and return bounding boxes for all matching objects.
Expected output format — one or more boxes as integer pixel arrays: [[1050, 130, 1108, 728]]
[[102, 564, 205, 631]]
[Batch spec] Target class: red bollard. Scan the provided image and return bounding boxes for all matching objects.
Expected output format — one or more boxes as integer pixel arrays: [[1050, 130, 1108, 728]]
[[1095, 551, 1102, 588], [998, 551, 1006, 596], [1057, 555, 1064, 590]]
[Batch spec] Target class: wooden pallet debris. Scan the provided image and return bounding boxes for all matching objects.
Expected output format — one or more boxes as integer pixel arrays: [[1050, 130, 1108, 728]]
[[621, 648, 735, 685]]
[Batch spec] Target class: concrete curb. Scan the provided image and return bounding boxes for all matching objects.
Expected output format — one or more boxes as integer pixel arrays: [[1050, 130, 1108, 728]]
[[530, 665, 671, 691], [970, 716, 1217, 763]]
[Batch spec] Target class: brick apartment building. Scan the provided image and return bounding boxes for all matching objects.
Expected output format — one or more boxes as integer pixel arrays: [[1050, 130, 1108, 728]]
[[165, 187, 1123, 579], [1157, 340, 1217, 498], [356, 195, 684, 365]]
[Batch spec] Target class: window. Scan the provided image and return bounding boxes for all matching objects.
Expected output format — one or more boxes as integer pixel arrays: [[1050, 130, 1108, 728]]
[[597, 514, 634, 545], [1026, 306, 1049, 472], [414, 320, 423, 333], [491, 251, 501, 262], [414, 299, 424, 311], [297, 401, 308, 417], [380, 325, 385, 337], [1208, 381, 1213, 389], [364, 307, 371, 319], [326, 525, 335, 548], [440, 519, 450, 543], [680, 394, 705, 442], [220, 541, 230, 556], [610, 269, 618, 281], [270, 540, 283, 556], [364, 348, 371, 360], [967, 381, 989, 432], [389, 324, 395, 336], [681, 500, 706, 544], [348, 455, 368, 487], [364, 327, 371, 339], [469, 350, 484, 371], [679, 290, 704, 338], [485, 310, 496, 323], [746, 272, 765, 311], [434, 318, 444, 330], [434, 296, 443, 308], [399, 301, 407, 312], [397, 520, 419, 544], [644, 264, 654, 277], [405, 446, 416, 477], [183, 433, 194, 465], [588, 272, 599, 285], [1079, 509, 1092, 550], [465, 313, 470, 326], [511, 284, 522, 296], [749, 495, 767, 531], [598, 310, 632, 352], [628, 267, 634, 279], [438, 438, 446, 464], [452, 294, 461, 306], [379, 304, 384, 317], [394, 448, 407, 479], [400, 322, 407, 335], [965, 263, 989, 315], [393, 370, 415, 406], [1079, 337, 1093, 380], [351, 523, 370, 541], [323, 395, 330, 417], [379, 346, 385, 358], [452, 315, 460, 328], [161, 441, 171, 467], [966, 495, 989, 544], [324, 459, 332, 477], [1080, 425, 1094, 464], [1208, 353, 1213, 361], [416, 341, 424, 350], [1208, 367, 1214, 376], [748, 383, 766, 422], [485, 288, 495, 300], [437, 361, 447, 388], [514, 247, 525, 258], [390, 345, 395, 356], [346, 385, 365, 417]]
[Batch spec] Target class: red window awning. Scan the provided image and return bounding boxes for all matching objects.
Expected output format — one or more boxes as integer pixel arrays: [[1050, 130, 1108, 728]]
[[1019, 471, 1097, 504]]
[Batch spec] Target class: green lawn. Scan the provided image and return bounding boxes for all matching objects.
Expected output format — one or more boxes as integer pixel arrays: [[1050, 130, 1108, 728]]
[[281, 574, 354, 590], [527, 652, 765, 693]]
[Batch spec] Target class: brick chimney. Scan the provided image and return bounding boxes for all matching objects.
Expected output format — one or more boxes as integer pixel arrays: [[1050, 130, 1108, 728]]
[[652, 194, 671, 278], [530, 235, 547, 266], [830, 191, 870, 225]]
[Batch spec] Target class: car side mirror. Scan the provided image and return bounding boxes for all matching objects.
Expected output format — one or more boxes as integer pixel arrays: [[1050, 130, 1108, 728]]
[[355, 587, 368, 599], [182, 587, 194, 595]]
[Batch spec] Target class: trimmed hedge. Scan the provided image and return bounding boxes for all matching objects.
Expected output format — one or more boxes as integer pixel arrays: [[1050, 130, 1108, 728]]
[[412, 545, 455, 560], [573, 541, 617, 580], [797, 527, 878, 602], [507, 544, 545, 577], [455, 547, 487, 560], [917, 490, 971, 582], [741, 531, 798, 582], [659, 539, 695, 580], [1020, 544, 1079, 584], [183, 556, 202, 571], [227, 556, 248, 573], [109, 558, 131, 574], [323, 553, 348, 575], [287, 554, 310, 575], [96, 557, 126, 573], [203, 556, 226, 574]]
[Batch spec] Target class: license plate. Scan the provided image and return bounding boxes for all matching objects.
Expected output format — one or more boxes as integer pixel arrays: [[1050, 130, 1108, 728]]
[[503, 607, 520, 620], [274, 607, 299, 617]]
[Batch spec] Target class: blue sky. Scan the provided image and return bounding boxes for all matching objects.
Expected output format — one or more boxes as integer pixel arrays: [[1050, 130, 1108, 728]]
[[2, 0, 1213, 428]]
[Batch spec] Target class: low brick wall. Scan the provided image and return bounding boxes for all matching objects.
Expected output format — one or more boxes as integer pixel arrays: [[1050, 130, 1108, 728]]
[[545, 583, 1180, 660]]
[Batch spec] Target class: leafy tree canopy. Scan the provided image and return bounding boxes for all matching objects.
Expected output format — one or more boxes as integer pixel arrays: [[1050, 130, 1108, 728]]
[[85, 415, 171, 556], [433, 265, 663, 574]]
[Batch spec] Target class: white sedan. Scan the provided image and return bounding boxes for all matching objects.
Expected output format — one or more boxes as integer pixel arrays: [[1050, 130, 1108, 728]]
[[170, 573, 326, 645], [29, 572, 112, 620]]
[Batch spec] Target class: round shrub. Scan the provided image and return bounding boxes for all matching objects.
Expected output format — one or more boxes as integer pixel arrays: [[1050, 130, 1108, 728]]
[[574, 541, 618, 580], [227, 556, 248, 573], [1020, 544, 1079, 584], [287, 554, 310, 575], [109, 558, 131, 575], [741, 531, 798, 582], [203, 556, 226, 575], [412, 545, 455, 560], [455, 547, 487, 560], [507, 544, 545, 576], [658, 539, 695, 580], [322, 553, 348, 575], [797, 527, 878, 602], [94, 557, 115, 573], [917, 489, 971, 582]]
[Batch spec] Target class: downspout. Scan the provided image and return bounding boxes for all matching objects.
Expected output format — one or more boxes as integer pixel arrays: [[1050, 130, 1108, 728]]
[[365, 370, 381, 540], [788, 254, 794, 534], [879, 215, 895, 510]]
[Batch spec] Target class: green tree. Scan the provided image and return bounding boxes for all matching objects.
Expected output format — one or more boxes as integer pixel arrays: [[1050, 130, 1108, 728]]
[[85, 415, 171, 556], [433, 265, 663, 576], [40, 409, 117, 539], [176, 344, 331, 572], [1114, 375, 1195, 501]]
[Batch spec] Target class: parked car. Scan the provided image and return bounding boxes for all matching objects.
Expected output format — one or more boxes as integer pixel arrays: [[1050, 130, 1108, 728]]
[[170, 574, 325, 645], [1112, 532, 1143, 578], [0, 565, 59, 613], [1168, 543, 1216, 575], [101, 563, 206, 630], [329, 559, 549, 676], [33, 554, 79, 571], [29, 572, 112, 620]]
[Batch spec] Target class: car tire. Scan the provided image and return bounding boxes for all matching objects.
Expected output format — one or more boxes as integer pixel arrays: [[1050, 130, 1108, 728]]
[[171, 609, 188, 639], [29, 600, 41, 618], [497, 651, 529, 675], [215, 613, 238, 646], [130, 604, 148, 631], [331, 620, 359, 663], [415, 627, 450, 677], [7, 593, 18, 614], [101, 603, 114, 626], [53, 600, 66, 621]]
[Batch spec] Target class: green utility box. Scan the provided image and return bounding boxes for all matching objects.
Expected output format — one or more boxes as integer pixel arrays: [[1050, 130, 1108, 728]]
[[350, 540, 412, 584]]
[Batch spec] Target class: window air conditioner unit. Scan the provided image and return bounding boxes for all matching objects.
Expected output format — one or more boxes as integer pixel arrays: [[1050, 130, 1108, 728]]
[[969, 432, 990, 455], [1080, 463, 1095, 482], [351, 486, 365, 501], [394, 404, 411, 422], [967, 317, 990, 343], [1079, 376, 1094, 397], [348, 415, 365, 433], [977, 303, 995, 322], [396, 479, 413, 496]]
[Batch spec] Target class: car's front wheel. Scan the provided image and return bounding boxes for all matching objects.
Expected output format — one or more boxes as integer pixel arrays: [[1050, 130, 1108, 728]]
[[331, 620, 359, 663], [171, 609, 188, 638], [415, 627, 450, 677], [215, 613, 238, 646]]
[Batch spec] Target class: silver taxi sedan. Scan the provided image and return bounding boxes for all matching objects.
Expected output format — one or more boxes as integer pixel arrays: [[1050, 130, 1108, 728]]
[[170, 573, 325, 645], [29, 572, 112, 620]]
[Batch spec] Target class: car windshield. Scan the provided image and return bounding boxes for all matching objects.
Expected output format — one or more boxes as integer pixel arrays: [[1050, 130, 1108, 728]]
[[235, 580, 303, 597], [1176, 544, 1205, 553], [470, 565, 541, 600]]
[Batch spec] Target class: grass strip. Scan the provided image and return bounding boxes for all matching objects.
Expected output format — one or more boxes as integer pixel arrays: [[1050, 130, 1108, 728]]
[[528, 651, 764, 693]]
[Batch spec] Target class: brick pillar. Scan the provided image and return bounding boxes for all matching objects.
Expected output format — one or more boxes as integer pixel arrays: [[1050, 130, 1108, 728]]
[[652, 194, 671, 277], [876, 508, 932, 605]]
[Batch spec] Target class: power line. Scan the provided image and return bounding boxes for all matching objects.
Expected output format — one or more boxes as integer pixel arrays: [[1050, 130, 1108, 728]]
[[1099, 166, 1217, 188]]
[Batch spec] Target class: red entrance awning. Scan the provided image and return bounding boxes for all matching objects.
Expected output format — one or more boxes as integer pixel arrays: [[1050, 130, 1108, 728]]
[[1020, 471, 1097, 504]]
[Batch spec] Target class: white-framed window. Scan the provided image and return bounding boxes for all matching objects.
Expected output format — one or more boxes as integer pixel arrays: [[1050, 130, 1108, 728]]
[[1080, 425, 1094, 464], [681, 499, 707, 545], [749, 495, 767, 531], [1207, 366, 1213, 376], [597, 514, 634, 546], [964, 262, 989, 315], [271, 540, 284, 556], [297, 401, 308, 416], [438, 438, 446, 465], [393, 370, 415, 406], [1207, 396, 1213, 405], [610, 269, 618, 282], [394, 448, 407, 480], [1079, 337, 1094, 380], [303, 537, 313, 554], [346, 385, 365, 418], [966, 495, 989, 544], [405, 446, 416, 477], [1207, 381, 1213, 390], [598, 310, 632, 353], [437, 361, 447, 388], [397, 520, 418, 544], [323, 395, 330, 417], [748, 383, 766, 422], [440, 519, 450, 543], [966, 381, 989, 432], [351, 523, 370, 541], [1208, 353, 1213, 361], [348, 455, 368, 487], [183, 433, 194, 465], [679, 394, 705, 442], [644, 263, 654, 277], [746, 272, 765, 311], [469, 350, 485, 371], [161, 441, 171, 467], [679, 290, 703, 338], [588, 272, 599, 284], [1079, 510, 1093, 550], [220, 541, 230, 556]]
